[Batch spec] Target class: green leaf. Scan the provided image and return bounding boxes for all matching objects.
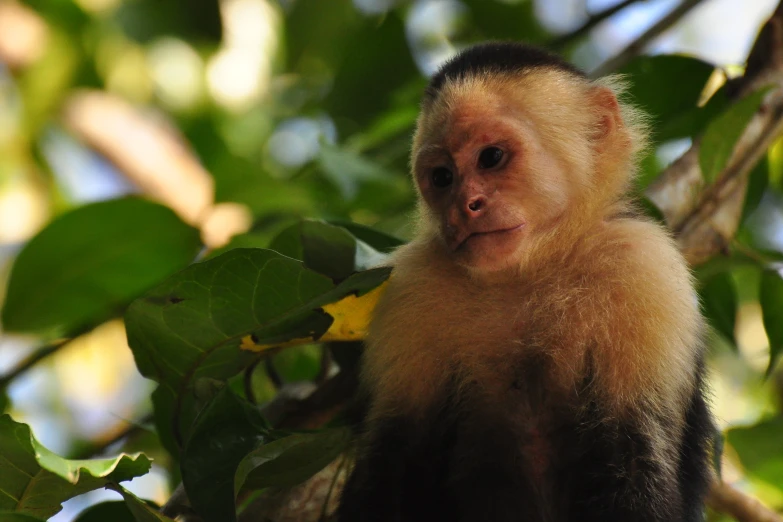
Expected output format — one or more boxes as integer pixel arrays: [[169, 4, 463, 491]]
[[125, 249, 390, 447], [0, 513, 46, 522], [620, 55, 715, 143], [2, 198, 202, 334], [181, 386, 267, 522], [327, 220, 405, 253], [700, 87, 773, 183], [269, 220, 388, 280], [659, 85, 731, 142], [73, 501, 136, 522], [318, 145, 395, 200], [760, 269, 783, 376], [0, 415, 152, 519], [741, 156, 769, 223], [699, 272, 738, 347], [235, 428, 351, 493], [272, 344, 322, 382], [109, 485, 175, 522], [323, 12, 420, 134], [727, 417, 783, 487], [284, 0, 361, 73], [113, 0, 222, 43], [463, 0, 548, 43], [206, 233, 270, 260], [638, 197, 666, 225]]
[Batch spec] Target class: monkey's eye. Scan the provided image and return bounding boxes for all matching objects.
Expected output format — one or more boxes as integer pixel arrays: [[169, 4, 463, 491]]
[[431, 167, 453, 188], [478, 147, 504, 169]]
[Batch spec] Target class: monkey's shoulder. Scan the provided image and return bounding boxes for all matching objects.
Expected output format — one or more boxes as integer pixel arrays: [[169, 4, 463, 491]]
[[573, 218, 705, 407]]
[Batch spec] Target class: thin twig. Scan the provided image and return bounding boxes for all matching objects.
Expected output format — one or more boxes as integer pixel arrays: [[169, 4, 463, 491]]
[[550, 0, 644, 50], [319, 453, 348, 522], [0, 337, 74, 389], [590, 0, 709, 77], [265, 356, 284, 389], [72, 413, 154, 459]]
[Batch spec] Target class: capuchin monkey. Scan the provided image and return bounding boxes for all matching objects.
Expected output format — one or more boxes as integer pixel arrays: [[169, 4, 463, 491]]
[[336, 42, 714, 522]]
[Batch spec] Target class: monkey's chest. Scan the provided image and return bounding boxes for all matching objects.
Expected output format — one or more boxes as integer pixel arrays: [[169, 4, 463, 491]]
[[364, 296, 578, 419]]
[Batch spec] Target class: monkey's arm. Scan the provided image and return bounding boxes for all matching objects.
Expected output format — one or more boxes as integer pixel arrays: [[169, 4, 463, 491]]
[[564, 385, 712, 522], [564, 233, 714, 522]]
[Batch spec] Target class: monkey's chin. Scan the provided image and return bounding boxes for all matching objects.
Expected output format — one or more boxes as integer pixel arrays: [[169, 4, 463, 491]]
[[456, 225, 526, 274]]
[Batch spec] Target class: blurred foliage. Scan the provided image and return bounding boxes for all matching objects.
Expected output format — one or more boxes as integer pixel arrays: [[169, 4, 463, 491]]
[[0, 0, 782, 520]]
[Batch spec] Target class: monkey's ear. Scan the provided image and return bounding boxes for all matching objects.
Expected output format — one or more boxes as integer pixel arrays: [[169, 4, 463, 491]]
[[589, 86, 623, 149]]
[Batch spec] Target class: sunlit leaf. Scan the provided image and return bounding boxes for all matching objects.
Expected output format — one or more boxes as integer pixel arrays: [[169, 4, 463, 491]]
[[0, 415, 151, 519], [235, 428, 351, 493], [2, 198, 202, 334], [699, 272, 738, 347], [759, 269, 783, 376], [700, 87, 773, 183], [241, 280, 389, 352], [17, 32, 80, 133], [727, 417, 783, 487], [320, 282, 388, 342], [125, 249, 390, 446], [271, 344, 322, 382], [181, 387, 267, 522]]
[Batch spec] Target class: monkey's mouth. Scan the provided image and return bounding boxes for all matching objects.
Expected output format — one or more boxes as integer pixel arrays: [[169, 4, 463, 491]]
[[454, 224, 525, 251]]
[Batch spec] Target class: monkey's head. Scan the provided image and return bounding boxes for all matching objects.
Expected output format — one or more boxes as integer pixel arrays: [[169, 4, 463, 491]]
[[411, 42, 646, 274]]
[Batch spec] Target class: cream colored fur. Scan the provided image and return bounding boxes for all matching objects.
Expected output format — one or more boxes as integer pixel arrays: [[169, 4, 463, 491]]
[[362, 69, 704, 477]]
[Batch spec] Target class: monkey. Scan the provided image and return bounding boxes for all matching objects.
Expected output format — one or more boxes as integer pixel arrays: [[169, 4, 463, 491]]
[[335, 42, 715, 522]]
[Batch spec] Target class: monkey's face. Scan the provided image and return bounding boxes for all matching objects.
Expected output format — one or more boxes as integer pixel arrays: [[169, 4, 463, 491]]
[[413, 101, 572, 273]]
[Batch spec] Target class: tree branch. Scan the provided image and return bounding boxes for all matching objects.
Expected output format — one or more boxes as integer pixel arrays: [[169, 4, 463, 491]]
[[708, 480, 783, 522], [550, 0, 644, 51], [0, 337, 74, 389], [646, 0, 783, 265], [590, 0, 708, 77], [72, 413, 154, 459]]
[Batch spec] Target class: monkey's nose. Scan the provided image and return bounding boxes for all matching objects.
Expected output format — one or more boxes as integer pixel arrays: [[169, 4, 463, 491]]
[[466, 196, 486, 215]]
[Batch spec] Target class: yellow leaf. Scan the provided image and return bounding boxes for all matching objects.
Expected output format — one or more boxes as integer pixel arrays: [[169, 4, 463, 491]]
[[239, 281, 389, 352], [320, 281, 388, 342]]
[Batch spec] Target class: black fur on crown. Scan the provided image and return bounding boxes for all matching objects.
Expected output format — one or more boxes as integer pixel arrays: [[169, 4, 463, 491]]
[[425, 41, 586, 101]]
